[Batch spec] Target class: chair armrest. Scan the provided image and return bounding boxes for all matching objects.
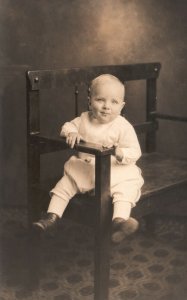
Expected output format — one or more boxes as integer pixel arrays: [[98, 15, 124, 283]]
[[29, 133, 115, 156], [152, 112, 187, 123]]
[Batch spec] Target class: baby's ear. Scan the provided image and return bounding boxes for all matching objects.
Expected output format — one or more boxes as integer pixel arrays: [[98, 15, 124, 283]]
[[88, 97, 91, 110]]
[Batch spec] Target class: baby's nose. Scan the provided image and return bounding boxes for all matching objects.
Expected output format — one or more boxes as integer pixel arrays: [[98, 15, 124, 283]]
[[103, 103, 110, 109]]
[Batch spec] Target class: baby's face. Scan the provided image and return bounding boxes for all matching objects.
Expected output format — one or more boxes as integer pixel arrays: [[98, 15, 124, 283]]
[[90, 81, 125, 124]]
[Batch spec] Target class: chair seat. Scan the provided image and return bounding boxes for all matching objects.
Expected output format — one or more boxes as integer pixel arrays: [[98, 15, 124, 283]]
[[37, 152, 187, 226], [138, 152, 187, 197]]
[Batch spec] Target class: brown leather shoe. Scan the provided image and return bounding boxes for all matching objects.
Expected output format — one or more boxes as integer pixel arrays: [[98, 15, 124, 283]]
[[112, 217, 139, 244], [32, 213, 60, 232]]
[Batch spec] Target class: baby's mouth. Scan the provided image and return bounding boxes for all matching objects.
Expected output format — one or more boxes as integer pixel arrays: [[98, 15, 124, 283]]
[[101, 112, 110, 116]]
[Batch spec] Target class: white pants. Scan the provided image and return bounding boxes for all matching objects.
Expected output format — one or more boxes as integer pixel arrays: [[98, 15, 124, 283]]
[[48, 173, 143, 220]]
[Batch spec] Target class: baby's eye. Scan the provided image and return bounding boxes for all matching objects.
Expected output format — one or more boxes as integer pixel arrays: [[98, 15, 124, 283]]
[[96, 98, 104, 102], [112, 99, 119, 104]]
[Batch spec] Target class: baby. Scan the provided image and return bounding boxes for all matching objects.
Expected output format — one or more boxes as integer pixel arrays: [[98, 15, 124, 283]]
[[33, 74, 144, 243]]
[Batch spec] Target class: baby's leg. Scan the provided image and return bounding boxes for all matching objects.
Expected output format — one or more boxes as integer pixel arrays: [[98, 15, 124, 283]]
[[112, 183, 141, 220], [111, 183, 142, 243], [33, 175, 78, 231], [48, 175, 79, 217]]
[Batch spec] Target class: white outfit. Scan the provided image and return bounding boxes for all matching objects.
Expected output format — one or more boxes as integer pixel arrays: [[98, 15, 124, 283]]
[[48, 112, 144, 219]]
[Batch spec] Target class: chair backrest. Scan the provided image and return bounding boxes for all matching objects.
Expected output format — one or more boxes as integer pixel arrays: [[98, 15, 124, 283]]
[[26, 62, 161, 153]]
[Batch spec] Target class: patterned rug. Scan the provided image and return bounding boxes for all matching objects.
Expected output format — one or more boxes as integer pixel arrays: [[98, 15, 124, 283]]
[[0, 207, 187, 300]]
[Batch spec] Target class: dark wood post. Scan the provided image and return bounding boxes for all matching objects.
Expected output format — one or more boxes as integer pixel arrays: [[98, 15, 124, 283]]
[[146, 77, 157, 152], [26, 74, 41, 224], [94, 154, 112, 300], [26, 73, 42, 289]]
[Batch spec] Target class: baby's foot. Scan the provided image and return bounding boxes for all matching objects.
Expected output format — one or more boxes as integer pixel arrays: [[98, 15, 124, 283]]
[[112, 217, 139, 244], [32, 213, 59, 232]]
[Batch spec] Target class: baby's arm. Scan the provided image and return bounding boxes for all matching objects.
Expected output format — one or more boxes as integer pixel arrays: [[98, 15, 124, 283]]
[[60, 117, 82, 148], [115, 146, 124, 162], [65, 132, 82, 149], [115, 122, 141, 164]]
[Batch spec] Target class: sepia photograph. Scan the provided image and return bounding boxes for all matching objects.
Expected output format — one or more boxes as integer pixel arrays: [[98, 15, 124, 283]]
[[0, 1, 187, 299]]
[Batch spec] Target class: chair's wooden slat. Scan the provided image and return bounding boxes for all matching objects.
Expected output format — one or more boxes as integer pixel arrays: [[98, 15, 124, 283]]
[[27, 63, 161, 91], [30, 135, 115, 156], [154, 112, 187, 123]]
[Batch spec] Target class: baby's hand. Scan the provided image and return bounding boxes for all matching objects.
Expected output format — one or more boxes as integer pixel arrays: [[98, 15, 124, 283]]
[[114, 144, 124, 162], [66, 132, 81, 148]]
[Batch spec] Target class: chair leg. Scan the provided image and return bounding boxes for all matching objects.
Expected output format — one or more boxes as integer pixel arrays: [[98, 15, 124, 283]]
[[27, 143, 42, 290], [27, 228, 42, 290], [94, 155, 112, 300], [94, 224, 111, 300]]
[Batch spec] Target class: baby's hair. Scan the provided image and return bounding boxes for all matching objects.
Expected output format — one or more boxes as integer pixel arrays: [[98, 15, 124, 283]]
[[90, 74, 125, 99]]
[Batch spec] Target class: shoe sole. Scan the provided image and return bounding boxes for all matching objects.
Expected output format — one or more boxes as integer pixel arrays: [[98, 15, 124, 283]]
[[112, 218, 139, 244], [32, 222, 45, 232]]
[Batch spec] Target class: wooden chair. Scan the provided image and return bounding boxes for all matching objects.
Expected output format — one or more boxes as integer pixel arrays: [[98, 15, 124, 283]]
[[26, 63, 187, 300]]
